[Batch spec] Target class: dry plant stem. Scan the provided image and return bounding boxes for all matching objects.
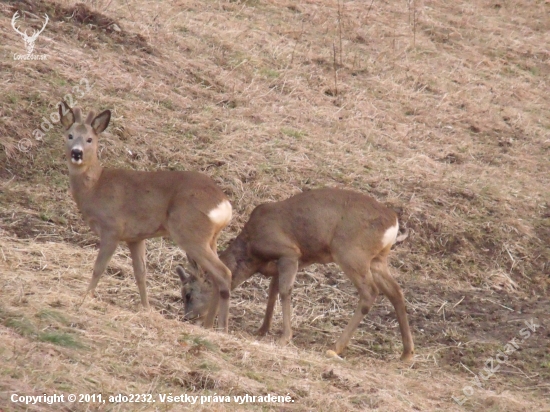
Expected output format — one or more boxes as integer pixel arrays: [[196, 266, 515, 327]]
[[78, 290, 89, 308], [337, 0, 343, 66], [393, 22, 396, 51], [333, 42, 338, 97], [289, 20, 305, 68], [413, 0, 417, 48], [124, 0, 135, 20], [366, 0, 375, 20], [102, 0, 114, 12]]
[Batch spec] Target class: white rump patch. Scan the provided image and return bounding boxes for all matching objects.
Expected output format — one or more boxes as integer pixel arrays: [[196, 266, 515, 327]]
[[208, 200, 232, 226], [381, 220, 399, 248]]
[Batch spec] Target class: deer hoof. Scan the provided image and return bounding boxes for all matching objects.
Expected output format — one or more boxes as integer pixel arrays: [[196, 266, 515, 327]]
[[255, 327, 269, 336], [326, 350, 343, 360], [400, 352, 414, 362], [277, 336, 291, 346]]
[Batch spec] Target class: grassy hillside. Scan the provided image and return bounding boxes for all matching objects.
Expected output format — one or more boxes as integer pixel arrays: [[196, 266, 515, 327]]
[[1, 0, 549, 411]]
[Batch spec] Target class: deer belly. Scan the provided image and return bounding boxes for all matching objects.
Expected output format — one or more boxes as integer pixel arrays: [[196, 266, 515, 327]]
[[122, 221, 168, 241]]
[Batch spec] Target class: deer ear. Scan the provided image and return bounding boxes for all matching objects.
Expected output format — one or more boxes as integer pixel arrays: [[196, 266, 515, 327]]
[[176, 266, 195, 284], [59, 102, 75, 130], [91, 110, 111, 134]]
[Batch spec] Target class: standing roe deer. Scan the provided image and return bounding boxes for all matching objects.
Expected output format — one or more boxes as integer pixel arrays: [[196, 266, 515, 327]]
[[177, 188, 414, 361], [59, 102, 233, 331]]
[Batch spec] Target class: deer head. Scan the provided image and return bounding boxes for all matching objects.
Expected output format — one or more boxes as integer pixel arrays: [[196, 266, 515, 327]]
[[59, 101, 111, 170]]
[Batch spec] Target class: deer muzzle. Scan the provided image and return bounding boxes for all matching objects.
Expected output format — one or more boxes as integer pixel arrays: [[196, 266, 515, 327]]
[[71, 148, 83, 164]]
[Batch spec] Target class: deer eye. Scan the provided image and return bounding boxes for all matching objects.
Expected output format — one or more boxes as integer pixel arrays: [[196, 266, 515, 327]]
[[185, 293, 192, 302], [68, 134, 73, 140], [86, 138, 93, 143]]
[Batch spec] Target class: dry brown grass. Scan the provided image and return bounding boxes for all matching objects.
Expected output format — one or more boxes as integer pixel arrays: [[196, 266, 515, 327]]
[[1, 0, 549, 410]]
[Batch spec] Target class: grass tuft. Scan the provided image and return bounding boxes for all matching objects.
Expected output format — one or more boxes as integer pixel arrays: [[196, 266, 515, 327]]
[[39, 332, 84, 349]]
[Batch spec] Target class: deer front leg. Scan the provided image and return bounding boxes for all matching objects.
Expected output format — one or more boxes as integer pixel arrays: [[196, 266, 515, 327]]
[[128, 240, 149, 309], [81, 237, 118, 305], [203, 281, 220, 329], [277, 257, 299, 345], [257, 275, 279, 336], [332, 260, 378, 355]]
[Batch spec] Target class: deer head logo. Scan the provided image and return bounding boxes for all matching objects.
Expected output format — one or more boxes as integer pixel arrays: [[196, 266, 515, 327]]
[[11, 11, 49, 56]]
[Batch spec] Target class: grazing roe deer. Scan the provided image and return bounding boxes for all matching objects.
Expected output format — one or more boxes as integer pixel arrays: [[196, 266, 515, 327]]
[[59, 102, 233, 331], [177, 188, 414, 361]]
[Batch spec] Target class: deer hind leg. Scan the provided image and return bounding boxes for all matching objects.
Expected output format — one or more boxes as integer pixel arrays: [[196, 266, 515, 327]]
[[371, 252, 414, 361], [186, 232, 222, 328], [83, 237, 119, 305], [168, 209, 232, 332], [128, 240, 149, 309], [202, 229, 224, 329], [332, 252, 378, 355], [257, 274, 279, 336], [209, 232, 220, 256]]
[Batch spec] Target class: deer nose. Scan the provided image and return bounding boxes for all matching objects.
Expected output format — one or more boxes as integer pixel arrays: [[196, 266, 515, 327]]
[[71, 149, 83, 160]]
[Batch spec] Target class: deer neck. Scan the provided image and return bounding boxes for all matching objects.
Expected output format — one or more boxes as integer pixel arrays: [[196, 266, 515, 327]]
[[68, 158, 103, 207], [222, 237, 260, 290]]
